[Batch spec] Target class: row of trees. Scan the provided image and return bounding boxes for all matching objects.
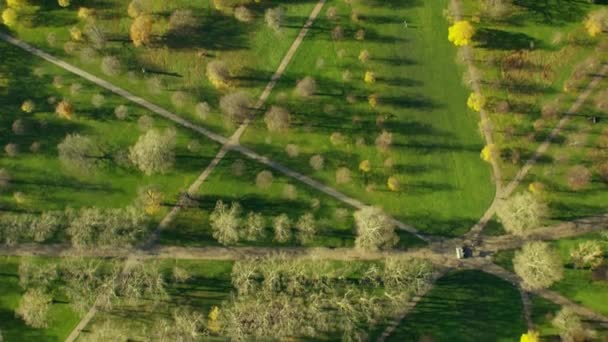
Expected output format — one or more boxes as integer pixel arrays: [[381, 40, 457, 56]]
[[217, 255, 435, 340], [0, 205, 149, 247], [207, 200, 399, 251], [14, 257, 168, 328]]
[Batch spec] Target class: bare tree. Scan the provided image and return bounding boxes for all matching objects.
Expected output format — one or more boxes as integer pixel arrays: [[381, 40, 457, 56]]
[[496, 191, 548, 235], [210, 200, 241, 245], [353, 207, 399, 251], [101, 56, 123, 76], [235, 6, 254, 22], [264, 106, 291, 133], [309, 154, 324, 171], [375, 130, 393, 152], [295, 77, 317, 97], [265, 7, 284, 31], [514, 241, 563, 290], [58, 134, 103, 174], [15, 288, 52, 328], [256, 170, 273, 189], [273, 214, 292, 243], [567, 165, 592, 191], [244, 212, 265, 241], [207, 60, 231, 89], [129, 129, 176, 175], [552, 307, 595, 342], [570, 240, 604, 269], [295, 212, 316, 244], [220, 91, 253, 124]]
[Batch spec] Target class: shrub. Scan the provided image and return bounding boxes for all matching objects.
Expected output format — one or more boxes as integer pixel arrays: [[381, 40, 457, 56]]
[[70, 26, 83, 41], [147, 76, 163, 94], [63, 41, 78, 55], [364, 71, 376, 84], [552, 307, 595, 342], [244, 212, 265, 241], [584, 8, 608, 37], [84, 22, 106, 49], [326, 6, 337, 20], [355, 29, 365, 41], [70, 82, 83, 95], [15, 288, 52, 328]]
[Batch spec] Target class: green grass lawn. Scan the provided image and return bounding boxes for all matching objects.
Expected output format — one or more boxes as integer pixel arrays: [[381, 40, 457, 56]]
[[4, 0, 319, 137], [0, 256, 81, 342], [240, 0, 494, 237], [386, 270, 527, 341], [0, 39, 221, 225], [161, 151, 426, 249]]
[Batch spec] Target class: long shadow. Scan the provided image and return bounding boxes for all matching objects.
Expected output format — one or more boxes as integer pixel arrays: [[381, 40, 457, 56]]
[[475, 28, 539, 50]]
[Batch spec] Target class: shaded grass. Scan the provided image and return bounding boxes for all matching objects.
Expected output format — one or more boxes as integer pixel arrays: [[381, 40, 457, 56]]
[[387, 270, 526, 341]]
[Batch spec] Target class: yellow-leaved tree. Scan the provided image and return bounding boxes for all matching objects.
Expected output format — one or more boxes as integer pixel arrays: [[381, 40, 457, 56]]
[[387, 176, 400, 192], [58, 0, 70, 8], [208, 306, 221, 334], [130, 15, 153, 47], [364, 71, 376, 84], [467, 92, 485, 112], [448, 20, 475, 46], [520, 330, 540, 342], [359, 160, 371, 173], [480, 144, 497, 163], [2, 8, 18, 27], [584, 9, 607, 37]]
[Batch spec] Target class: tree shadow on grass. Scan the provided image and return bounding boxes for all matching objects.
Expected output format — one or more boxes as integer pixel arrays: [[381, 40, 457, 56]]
[[475, 28, 539, 51]]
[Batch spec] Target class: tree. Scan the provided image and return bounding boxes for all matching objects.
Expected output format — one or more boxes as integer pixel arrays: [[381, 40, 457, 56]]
[[78, 7, 95, 20], [570, 240, 604, 269], [552, 307, 595, 342], [481, 0, 514, 20], [496, 191, 547, 235], [467, 92, 485, 112], [67, 206, 147, 248], [359, 50, 371, 63], [256, 170, 273, 189], [101, 56, 122, 76], [295, 76, 317, 97], [15, 288, 52, 328], [129, 129, 176, 175], [520, 330, 539, 342], [264, 106, 290, 133], [12, 119, 25, 135], [353, 207, 398, 251], [273, 214, 291, 243], [207, 60, 231, 89], [375, 130, 393, 152], [567, 165, 591, 191], [244, 212, 265, 241], [336, 167, 352, 184], [172, 266, 192, 283], [514, 241, 563, 290], [58, 134, 103, 174], [295, 212, 316, 244], [584, 8, 607, 37], [58, 0, 70, 7], [480, 143, 498, 162], [130, 15, 153, 47], [210, 201, 241, 245], [359, 160, 371, 173], [309, 154, 324, 171], [169, 9, 197, 35], [21, 100, 35, 113], [115, 105, 129, 120], [448, 20, 475, 46], [265, 7, 284, 31], [364, 71, 376, 84], [4, 143, 18, 157], [220, 91, 253, 124], [136, 186, 164, 215], [2, 8, 18, 27], [235, 6, 254, 22], [55, 100, 74, 119], [128, 0, 145, 18], [387, 176, 400, 191], [195, 102, 211, 120]]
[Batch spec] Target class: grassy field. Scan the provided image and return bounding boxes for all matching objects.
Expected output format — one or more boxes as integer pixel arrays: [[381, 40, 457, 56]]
[[0, 256, 81, 342], [461, 0, 606, 180], [240, 0, 494, 236], [387, 270, 526, 341], [161, 152, 426, 249], [3, 0, 319, 136], [0, 39, 221, 224]]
